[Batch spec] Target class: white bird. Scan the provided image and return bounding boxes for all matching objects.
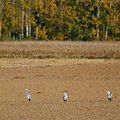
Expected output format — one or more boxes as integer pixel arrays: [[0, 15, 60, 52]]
[[107, 90, 112, 102], [63, 92, 68, 102], [25, 89, 32, 102]]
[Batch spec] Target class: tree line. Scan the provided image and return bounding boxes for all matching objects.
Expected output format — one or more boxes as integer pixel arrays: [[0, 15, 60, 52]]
[[0, 0, 120, 41]]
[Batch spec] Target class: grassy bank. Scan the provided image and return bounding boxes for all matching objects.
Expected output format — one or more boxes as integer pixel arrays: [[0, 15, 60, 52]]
[[0, 41, 120, 59]]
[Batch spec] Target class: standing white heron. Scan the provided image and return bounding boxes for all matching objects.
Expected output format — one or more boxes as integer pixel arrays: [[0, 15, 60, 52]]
[[25, 89, 31, 102], [63, 92, 68, 102], [107, 90, 112, 102]]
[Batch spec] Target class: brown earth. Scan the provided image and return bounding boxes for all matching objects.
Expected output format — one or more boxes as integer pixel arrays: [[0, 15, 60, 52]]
[[0, 58, 120, 120]]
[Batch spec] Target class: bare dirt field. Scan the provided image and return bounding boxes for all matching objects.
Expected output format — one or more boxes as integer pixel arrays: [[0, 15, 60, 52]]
[[0, 58, 120, 120]]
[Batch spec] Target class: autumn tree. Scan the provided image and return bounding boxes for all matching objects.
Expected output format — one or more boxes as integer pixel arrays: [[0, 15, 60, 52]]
[[0, 0, 119, 41]]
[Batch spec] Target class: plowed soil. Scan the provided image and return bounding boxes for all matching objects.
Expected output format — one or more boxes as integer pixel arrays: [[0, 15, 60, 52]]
[[0, 59, 120, 120]]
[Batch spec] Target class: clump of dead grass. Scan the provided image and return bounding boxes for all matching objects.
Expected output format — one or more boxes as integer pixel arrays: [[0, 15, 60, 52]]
[[0, 41, 120, 59]]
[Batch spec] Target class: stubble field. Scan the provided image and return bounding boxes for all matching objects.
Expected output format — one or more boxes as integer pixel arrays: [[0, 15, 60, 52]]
[[0, 58, 120, 120]]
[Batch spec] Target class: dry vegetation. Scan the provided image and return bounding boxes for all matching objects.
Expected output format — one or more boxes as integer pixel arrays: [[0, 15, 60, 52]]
[[0, 41, 120, 59]]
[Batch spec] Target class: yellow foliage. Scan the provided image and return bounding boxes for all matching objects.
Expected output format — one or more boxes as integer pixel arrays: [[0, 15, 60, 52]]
[[90, 29, 96, 36], [36, 26, 48, 40], [31, 16, 36, 25], [56, 33, 65, 41], [96, 20, 101, 27], [93, 17, 101, 27], [0, 21, 1, 31]]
